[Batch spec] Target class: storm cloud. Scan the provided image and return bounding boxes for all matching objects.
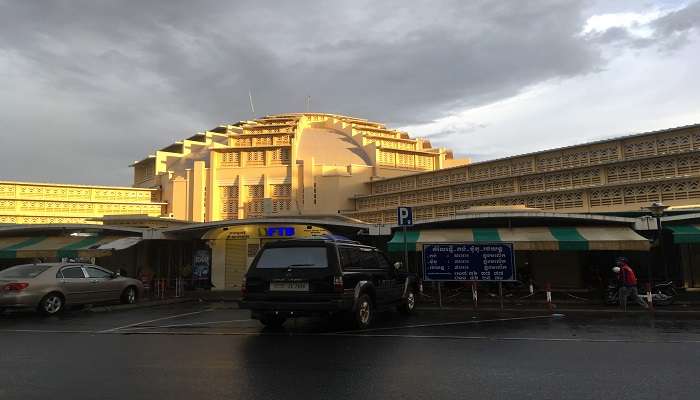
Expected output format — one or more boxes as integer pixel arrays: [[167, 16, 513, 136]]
[[586, 1, 700, 49], [0, 0, 697, 184]]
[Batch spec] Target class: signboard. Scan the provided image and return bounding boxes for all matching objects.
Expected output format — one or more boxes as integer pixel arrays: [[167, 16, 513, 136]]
[[264, 226, 296, 237], [397, 207, 413, 226], [60, 257, 94, 264], [369, 224, 392, 236], [422, 243, 516, 282], [192, 249, 211, 287], [227, 231, 249, 239]]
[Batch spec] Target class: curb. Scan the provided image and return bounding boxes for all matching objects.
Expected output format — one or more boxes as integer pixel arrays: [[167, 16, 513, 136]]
[[88, 297, 194, 313], [186, 296, 242, 304]]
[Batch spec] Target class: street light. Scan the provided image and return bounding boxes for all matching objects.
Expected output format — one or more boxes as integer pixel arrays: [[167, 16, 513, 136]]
[[642, 202, 670, 283]]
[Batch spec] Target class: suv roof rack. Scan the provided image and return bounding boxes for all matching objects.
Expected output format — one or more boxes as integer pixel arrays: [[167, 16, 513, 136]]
[[305, 235, 361, 245]]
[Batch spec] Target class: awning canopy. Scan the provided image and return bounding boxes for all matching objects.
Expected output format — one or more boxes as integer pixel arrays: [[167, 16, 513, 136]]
[[0, 235, 141, 259], [96, 237, 142, 251], [388, 227, 650, 252], [668, 225, 700, 244]]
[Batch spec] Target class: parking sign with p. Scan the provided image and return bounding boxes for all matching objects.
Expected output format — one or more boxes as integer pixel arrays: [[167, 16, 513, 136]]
[[397, 206, 413, 226]]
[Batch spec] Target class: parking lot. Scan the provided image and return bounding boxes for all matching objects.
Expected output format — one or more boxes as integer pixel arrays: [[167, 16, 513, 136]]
[[2, 302, 700, 400]]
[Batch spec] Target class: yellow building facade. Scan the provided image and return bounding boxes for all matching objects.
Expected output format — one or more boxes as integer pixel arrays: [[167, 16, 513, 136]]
[[3, 115, 700, 229], [3, 115, 700, 290], [0, 180, 164, 225], [345, 124, 700, 223], [131, 113, 468, 223]]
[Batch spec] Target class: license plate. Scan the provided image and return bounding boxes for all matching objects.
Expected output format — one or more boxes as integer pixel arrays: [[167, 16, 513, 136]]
[[270, 281, 309, 292]]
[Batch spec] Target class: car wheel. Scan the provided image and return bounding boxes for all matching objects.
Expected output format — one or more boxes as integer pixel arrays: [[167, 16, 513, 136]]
[[398, 288, 416, 315], [121, 286, 138, 305], [259, 314, 286, 329], [354, 294, 373, 329], [655, 296, 674, 306], [39, 293, 64, 316]]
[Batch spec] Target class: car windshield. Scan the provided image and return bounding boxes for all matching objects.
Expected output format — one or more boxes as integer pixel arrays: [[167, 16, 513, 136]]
[[0, 264, 50, 279], [255, 247, 328, 269]]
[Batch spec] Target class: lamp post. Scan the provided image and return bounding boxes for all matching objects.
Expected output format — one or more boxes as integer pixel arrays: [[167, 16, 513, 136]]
[[643, 202, 670, 283]]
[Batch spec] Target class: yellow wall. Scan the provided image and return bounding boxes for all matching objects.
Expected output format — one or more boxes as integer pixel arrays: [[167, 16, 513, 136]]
[[347, 124, 700, 223], [0, 180, 165, 224], [137, 113, 460, 224], [6, 114, 700, 228]]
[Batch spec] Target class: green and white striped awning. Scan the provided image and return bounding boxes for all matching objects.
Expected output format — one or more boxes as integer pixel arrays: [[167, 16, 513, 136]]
[[668, 225, 700, 244], [0, 235, 140, 259], [388, 227, 650, 252]]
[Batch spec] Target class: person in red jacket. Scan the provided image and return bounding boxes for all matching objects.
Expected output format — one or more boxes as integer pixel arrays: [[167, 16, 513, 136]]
[[613, 258, 648, 310]]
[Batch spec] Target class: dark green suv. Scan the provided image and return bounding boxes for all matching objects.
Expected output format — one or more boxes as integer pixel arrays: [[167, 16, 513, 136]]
[[240, 238, 418, 329]]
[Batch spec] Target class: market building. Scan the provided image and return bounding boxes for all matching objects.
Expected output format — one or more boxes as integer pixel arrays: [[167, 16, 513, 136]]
[[1, 114, 700, 291], [345, 123, 700, 223], [130, 113, 468, 221]]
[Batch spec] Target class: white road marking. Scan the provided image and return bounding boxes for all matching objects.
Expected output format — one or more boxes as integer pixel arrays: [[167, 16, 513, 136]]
[[332, 315, 555, 334], [98, 309, 214, 333], [0, 314, 553, 335], [114, 330, 273, 336], [120, 319, 254, 330], [0, 329, 95, 334]]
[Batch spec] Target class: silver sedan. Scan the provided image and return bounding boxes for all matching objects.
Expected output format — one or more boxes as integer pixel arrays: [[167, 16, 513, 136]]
[[0, 263, 144, 315]]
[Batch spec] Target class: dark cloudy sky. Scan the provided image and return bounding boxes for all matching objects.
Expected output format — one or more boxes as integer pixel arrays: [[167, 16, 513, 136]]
[[1, 0, 699, 185]]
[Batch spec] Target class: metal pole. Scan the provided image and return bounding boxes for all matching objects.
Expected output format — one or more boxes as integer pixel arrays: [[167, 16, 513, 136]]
[[499, 282, 504, 311], [649, 215, 659, 285], [403, 225, 409, 273], [657, 215, 669, 282], [248, 89, 255, 116], [437, 282, 443, 309]]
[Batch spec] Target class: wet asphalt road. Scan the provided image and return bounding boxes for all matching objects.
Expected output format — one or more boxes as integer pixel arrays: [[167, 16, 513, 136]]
[[1, 303, 700, 400]]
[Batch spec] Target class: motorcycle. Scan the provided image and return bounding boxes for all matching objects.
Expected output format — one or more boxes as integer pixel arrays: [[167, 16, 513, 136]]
[[604, 281, 676, 306]]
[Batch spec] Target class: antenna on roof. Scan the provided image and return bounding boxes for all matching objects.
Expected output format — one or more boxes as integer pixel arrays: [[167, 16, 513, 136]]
[[248, 89, 256, 117], [305, 95, 311, 112]]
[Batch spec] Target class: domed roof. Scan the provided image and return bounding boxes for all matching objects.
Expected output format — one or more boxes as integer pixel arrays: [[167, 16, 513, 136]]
[[297, 127, 372, 166]]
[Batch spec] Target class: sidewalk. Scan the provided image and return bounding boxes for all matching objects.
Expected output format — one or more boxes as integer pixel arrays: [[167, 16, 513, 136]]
[[185, 289, 242, 302], [88, 297, 193, 313], [416, 291, 700, 314], [417, 303, 700, 315]]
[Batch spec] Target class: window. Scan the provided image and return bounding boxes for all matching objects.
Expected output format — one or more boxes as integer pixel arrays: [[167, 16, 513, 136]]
[[339, 248, 354, 271], [340, 247, 379, 270], [247, 244, 260, 258], [60, 267, 85, 279], [85, 267, 112, 279], [0, 264, 50, 279], [255, 247, 328, 269], [356, 249, 379, 269], [373, 252, 391, 271]]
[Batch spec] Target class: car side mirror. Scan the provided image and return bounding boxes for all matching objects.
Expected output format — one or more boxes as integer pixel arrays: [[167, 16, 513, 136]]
[[394, 262, 402, 271], [113, 272, 120, 279]]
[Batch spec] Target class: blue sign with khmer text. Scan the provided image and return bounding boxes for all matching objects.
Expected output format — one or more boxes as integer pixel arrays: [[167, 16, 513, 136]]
[[422, 243, 516, 282]]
